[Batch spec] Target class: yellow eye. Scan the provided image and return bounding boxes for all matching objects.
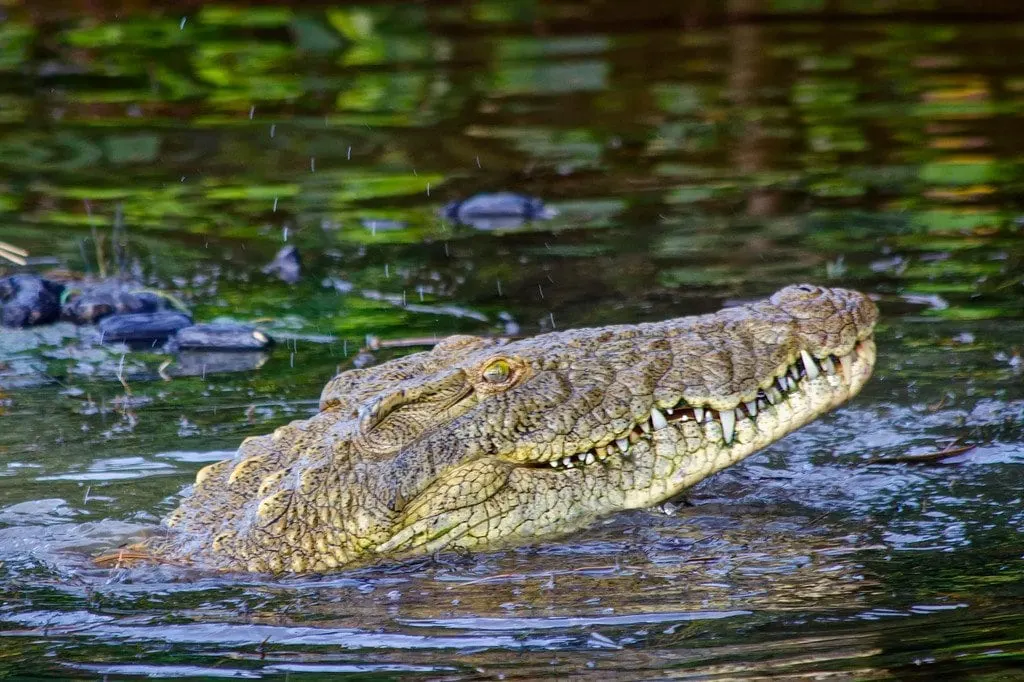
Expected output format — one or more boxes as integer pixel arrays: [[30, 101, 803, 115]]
[[482, 359, 511, 384]]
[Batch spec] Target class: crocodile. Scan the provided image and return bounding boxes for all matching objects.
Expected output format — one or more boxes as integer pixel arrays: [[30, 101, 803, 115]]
[[148, 284, 877, 573]]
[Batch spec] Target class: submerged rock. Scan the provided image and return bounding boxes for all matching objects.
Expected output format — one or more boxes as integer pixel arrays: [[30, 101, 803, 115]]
[[442, 192, 555, 230], [0, 274, 64, 328], [262, 245, 302, 284], [172, 324, 274, 352], [98, 312, 193, 344]]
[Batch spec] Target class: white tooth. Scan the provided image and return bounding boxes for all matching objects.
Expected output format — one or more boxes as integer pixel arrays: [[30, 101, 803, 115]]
[[777, 377, 788, 393], [786, 375, 796, 392], [821, 356, 836, 374], [693, 407, 705, 422], [745, 401, 757, 417], [789, 365, 800, 382], [766, 387, 781, 404], [801, 350, 820, 379], [550, 460, 559, 468], [639, 420, 651, 434], [616, 438, 629, 453], [562, 457, 573, 468], [584, 452, 595, 465], [720, 408, 736, 444], [839, 353, 853, 383], [650, 408, 668, 430], [665, 407, 674, 415]]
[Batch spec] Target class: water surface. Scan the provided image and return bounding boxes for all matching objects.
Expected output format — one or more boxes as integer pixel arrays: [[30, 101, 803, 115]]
[[1, 1, 1022, 679]]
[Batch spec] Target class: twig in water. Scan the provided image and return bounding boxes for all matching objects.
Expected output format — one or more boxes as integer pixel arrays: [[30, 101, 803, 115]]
[[866, 442, 975, 465], [0, 241, 28, 265]]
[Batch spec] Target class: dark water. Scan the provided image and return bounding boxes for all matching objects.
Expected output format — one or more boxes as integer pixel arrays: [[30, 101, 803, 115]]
[[1, 1, 1022, 679]]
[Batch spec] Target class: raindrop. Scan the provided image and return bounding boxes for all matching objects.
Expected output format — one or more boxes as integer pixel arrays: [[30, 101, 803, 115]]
[[249, 105, 255, 120], [270, 124, 276, 138], [180, 17, 187, 29]]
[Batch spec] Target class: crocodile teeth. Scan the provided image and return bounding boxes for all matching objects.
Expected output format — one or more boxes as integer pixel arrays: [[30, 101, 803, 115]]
[[766, 387, 781, 404], [720, 408, 736, 444], [785, 375, 797, 392], [821, 356, 836, 375], [789, 365, 800, 382], [801, 350, 820, 379], [616, 438, 630, 453], [584, 452, 595, 465], [839, 353, 853, 383], [665, 407, 674, 415], [562, 457, 574, 468], [744, 400, 757, 417], [550, 460, 559, 468], [776, 377, 787, 393], [639, 420, 651, 434], [650, 408, 668, 430], [693, 407, 705, 422]]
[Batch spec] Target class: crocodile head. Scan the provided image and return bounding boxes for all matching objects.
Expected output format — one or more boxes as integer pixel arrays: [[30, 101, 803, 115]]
[[158, 284, 877, 573]]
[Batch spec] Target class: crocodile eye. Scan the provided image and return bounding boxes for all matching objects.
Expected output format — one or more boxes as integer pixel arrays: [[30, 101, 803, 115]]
[[482, 359, 511, 384]]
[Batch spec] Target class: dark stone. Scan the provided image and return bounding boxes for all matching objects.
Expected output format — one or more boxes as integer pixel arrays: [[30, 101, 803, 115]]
[[0, 274, 64, 327], [62, 282, 174, 324], [98, 312, 193, 344], [172, 324, 274, 351], [262, 245, 302, 284], [442, 192, 554, 230]]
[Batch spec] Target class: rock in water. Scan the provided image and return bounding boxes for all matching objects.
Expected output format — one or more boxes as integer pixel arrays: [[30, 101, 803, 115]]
[[262, 246, 302, 284], [0, 274, 64, 327], [98, 312, 193, 344], [61, 282, 172, 324], [442, 192, 555, 230], [172, 324, 274, 351]]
